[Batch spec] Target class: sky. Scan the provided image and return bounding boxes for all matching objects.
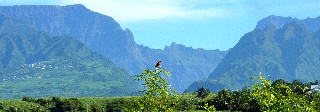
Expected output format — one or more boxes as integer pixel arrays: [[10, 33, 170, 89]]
[[1, 0, 320, 50]]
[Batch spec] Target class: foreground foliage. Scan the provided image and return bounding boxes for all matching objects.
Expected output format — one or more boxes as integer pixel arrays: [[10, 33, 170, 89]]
[[1, 74, 320, 111]]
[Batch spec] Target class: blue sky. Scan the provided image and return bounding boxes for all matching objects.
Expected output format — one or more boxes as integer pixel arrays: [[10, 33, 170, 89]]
[[1, 0, 320, 50]]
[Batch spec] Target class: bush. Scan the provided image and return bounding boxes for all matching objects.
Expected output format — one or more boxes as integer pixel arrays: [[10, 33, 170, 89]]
[[176, 93, 201, 111], [250, 75, 314, 111], [132, 68, 179, 111]]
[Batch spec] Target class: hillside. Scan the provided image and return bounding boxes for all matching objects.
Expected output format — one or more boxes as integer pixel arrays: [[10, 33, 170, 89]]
[[0, 14, 140, 99], [187, 16, 320, 92], [0, 4, 228, 93]]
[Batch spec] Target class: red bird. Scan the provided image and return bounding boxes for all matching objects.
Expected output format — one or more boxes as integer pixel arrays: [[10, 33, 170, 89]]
[[155, 61, 161, 68]]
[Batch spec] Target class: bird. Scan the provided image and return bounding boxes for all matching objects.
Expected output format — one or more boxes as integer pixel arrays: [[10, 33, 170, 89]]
[[154, 60, 162, 74], [155, 61, 161, 68]]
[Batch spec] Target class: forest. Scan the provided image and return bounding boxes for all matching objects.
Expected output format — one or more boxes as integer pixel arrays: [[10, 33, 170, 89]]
[[0, 69, 320, 112]]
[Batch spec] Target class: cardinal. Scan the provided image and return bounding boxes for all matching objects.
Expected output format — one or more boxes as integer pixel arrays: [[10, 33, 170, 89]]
[[155, 60, 161, 68]]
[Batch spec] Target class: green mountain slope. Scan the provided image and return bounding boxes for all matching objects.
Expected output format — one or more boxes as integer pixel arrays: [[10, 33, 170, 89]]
[[0, 14, 140, 99], [187, 19, 320, 92]]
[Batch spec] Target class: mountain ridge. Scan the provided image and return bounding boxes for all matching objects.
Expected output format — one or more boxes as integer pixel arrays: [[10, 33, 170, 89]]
[[0, 4, 228, 93], [256, 15, 320, 32]]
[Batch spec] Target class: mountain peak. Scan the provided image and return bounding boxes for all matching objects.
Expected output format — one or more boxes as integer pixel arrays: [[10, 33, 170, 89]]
[[124, 29, 133, 38], [256, 15, 295, 30], [276, 19, 311, 42], [124, 28, 137, 47], [301, 16, 320, 32], [66, 4, 86, 7], [64, 4, 88, 11], [165, 42, 193, 50]]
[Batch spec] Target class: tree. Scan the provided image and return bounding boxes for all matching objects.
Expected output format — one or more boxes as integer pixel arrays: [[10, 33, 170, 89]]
[[213, 89, 231, 110], [132, 68, 178, 111], [272, 79, 287, 86], [196, 87, 210, 99]]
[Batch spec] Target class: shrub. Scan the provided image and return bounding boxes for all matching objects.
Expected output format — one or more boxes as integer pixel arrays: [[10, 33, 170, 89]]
[[250, 74, 314, 111], [132, 68, 179, 111]]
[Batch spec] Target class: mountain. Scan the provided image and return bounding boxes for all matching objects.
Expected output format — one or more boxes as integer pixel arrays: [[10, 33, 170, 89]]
[[187, 16, 320, 92], [256, 15, 320, 32], [0, 4, 228, 93], [0, 14, 140, 99]]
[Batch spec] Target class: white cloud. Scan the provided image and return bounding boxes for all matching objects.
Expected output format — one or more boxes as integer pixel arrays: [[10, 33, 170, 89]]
[[58, 0, 232, 23], [2, 0, 319, 23], [0, 0, 242, 23]]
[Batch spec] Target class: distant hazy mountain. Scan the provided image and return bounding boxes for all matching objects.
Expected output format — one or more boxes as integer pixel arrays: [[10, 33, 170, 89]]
[[0, 14, 140, 99], [187, 16, 320, 92], [0, 4, 228, 93]]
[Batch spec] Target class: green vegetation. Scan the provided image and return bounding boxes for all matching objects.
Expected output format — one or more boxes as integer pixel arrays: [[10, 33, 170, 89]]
[[130, 68, 179, 111], [0, 57, 140, 99], [1, 72, 320, 111]]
